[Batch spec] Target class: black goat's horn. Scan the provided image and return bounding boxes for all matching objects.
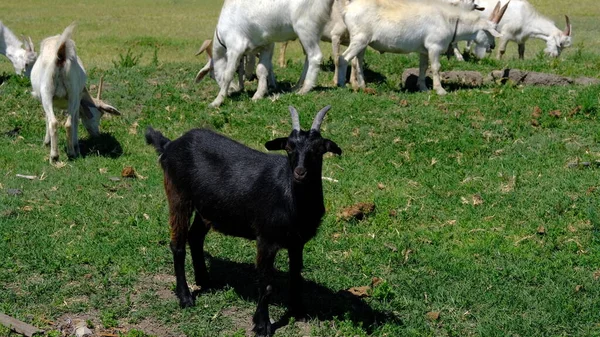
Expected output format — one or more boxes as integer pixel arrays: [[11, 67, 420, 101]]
[[311, 105, 331, 131], [289, 106, 300, 131]]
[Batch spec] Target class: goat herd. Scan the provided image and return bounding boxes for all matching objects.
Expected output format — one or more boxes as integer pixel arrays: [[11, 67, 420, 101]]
[[0, 0, 574, 336]]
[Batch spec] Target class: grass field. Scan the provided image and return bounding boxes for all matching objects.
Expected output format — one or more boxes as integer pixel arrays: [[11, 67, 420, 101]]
[[1, 1, 600, 336]]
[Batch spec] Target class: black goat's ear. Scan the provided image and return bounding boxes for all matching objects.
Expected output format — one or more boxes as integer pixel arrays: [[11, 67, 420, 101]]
[[324, 139, 342, 155], [265, 137, 288, 151]]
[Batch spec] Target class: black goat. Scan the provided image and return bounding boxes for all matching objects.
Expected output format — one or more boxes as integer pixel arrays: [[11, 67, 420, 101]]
[[145, 105, 342, 337]]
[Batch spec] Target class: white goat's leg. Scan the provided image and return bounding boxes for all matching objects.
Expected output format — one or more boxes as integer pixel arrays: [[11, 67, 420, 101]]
[[296, 35, 322, 94], [210, 51, 244, 108], [518, 43, 525, 60], [429, 49, 447, 96], [497, 38, 509, 59], [452, 43, 465, 61], [337, 35, 369, 87], [350, 49, 366, 90], [278, 42, 288, 68], [332, 35, 342, 86], [65, 97, 81, 158], [44, 114, 51, 146], [41, 94, 59, 163], [252, 45, 274, 101], [418, 53, 430, 92]]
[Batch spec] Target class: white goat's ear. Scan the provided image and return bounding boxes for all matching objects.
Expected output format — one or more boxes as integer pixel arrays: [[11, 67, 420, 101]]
[[195, 39, 213, 57], [195, 61, 213, 82], [487, 28, 502, 38]]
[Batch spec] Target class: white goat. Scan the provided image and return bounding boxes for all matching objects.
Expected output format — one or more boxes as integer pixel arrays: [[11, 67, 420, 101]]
[[337, 0, 509, 95], [30, 23, 120, 163], [208, 0, 334, 107], [0, 21, 37, 76], [474, 0, 571, 59]]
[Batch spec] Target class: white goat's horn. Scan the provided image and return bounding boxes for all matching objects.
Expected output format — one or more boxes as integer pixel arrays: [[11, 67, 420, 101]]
[[310, 105, 331, 132], [289, 106, 300, 131], [564, 15, 571, 36], [488, 1, 501, 21], [496, 1, 510, 23], [96, 75, 104, 100]]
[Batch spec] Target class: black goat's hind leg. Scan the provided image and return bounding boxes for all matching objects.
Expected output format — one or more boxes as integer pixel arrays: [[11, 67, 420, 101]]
[[189, 214, 211, 288], [253, 237, 278, 337], [165, 175, 194, 308]]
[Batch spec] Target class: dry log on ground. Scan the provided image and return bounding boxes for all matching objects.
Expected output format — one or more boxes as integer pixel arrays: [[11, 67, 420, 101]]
[[0, 313, 43, 337]]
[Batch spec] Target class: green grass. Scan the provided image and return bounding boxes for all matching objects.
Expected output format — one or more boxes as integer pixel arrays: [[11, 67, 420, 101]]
[[1, 1, 600, 336]]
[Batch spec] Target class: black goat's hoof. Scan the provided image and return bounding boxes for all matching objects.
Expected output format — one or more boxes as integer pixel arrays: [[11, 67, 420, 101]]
[[179, 296, 195, 308], [253, 322, 273, 337]]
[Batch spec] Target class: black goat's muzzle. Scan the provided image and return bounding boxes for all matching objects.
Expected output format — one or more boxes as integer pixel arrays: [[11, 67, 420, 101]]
[[293, 167, 307, 182]]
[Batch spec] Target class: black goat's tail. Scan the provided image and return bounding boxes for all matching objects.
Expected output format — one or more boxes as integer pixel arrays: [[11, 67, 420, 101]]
[[145, 126, 171, 155]]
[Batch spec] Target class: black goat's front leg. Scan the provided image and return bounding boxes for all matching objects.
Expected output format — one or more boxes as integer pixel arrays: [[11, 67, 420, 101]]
[[188, 214, 210, 288], [253, 237, 278, 337], [288, 244, 306, 320]]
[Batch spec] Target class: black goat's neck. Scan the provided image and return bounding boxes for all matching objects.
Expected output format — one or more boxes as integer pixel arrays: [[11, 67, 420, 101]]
[[291, 175, 325, 221]]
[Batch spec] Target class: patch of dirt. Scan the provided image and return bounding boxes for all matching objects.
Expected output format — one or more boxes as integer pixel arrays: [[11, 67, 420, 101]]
[[220, 306, 254, 336], [53, 312, 183, 337]]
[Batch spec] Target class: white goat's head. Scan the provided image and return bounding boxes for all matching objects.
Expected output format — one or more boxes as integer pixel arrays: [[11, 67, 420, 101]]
[[544, 16, 572, 57], [472, 1, 509, 59], [5, 36, 37, 76], [80, 76, 121, 137]]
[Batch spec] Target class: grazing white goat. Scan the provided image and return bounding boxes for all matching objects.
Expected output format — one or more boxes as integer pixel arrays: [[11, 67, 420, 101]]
[[337, 0, 509, 95], [0, 21, 37, 76], [209, 0, 334, 107], [474, 0, 571, 59], [30, 23, 120, 163]]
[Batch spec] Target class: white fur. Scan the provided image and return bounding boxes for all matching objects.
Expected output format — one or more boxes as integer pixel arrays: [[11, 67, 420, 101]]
[[475, 0, 572, 59], [208, 0, 334, 107], [278, 1, 360, 86], [0, 21, 37, 76], [338, 0, 506, 95], [30, 23, 120, 163]]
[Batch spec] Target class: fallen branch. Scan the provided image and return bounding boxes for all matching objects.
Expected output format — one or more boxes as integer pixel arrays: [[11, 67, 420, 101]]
[[0, 313, 43, 337]]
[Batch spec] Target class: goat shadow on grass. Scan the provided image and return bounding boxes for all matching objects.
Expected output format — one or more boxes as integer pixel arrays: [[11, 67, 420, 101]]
[[79, 132, 123, 159], [196, 254, 402, 334], [320, 58, 388, 86], [401, 74, 481, 93]]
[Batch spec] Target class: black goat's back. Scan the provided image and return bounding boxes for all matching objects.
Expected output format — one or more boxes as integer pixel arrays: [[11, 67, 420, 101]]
[[158, 129, 303, 243]]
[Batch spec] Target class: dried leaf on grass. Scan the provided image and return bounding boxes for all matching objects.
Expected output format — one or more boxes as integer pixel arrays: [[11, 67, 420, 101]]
[[501, 175, 516, 193], [338, 202, 375, 221], [121, 166, 146, 179], [402, 248, 413, 263], [549, 110, 561, 118], [462, 194, 484, 206], [532, 106, 542, 118], [346, 286, 371, 298], [128, 121, 139, 135], [384, 243, 398, 252], [426, 311, 440, 321], [593, 270, 600, 280], [537, 225, 546, 235], [346, 277, 385, 298]]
